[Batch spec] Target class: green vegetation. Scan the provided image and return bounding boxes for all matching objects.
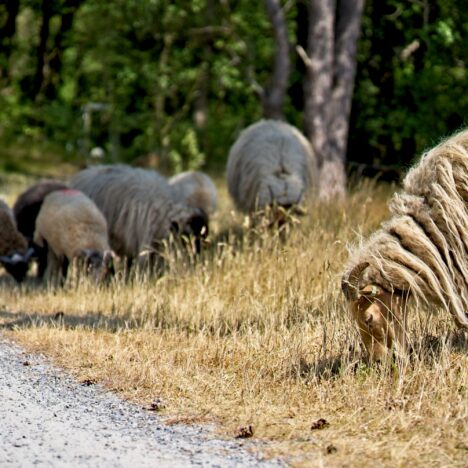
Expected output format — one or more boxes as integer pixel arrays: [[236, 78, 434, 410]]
[[0, 1, 466, 172]]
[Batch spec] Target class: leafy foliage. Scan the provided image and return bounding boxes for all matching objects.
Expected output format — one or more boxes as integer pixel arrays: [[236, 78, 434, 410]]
[[0, 0, 466, 171]]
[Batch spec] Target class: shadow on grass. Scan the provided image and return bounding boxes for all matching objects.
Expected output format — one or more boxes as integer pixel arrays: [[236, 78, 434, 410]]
[[293, 333, 468, 384], [0, 308, 144, 333]]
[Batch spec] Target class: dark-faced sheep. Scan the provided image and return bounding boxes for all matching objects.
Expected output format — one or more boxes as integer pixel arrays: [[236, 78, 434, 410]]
[[342, 128, 468, 361], [168, 171, 218, 248], [34, 189, 114, 283], [0, 199, 33, 282], [13, 180, 69, 277], [226, 119, 317, 217], [71, 165, 209, 267], [169, 171, 218, 217]]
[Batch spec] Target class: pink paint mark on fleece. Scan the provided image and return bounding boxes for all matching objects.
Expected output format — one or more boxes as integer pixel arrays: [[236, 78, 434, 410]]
[[59, 189, 81, 196]]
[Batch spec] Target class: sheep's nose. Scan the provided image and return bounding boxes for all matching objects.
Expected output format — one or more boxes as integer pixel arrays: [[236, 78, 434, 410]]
[[364, 313, 373, 326]]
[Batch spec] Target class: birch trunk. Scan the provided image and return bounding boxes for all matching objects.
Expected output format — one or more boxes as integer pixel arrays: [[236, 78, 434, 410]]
[[304, 0, 365, 200]]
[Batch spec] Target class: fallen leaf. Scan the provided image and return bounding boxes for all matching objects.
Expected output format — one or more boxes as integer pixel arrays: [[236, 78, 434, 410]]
[[235, 425, 254, 439], [145, 398, 166, 412], [326, 444, 338, 454], [80, 378, 96, 386], [311, 418, 329, 431]]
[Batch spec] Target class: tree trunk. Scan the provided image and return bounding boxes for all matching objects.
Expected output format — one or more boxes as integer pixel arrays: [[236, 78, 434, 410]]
[[0, 0, 20, 81], [262, 0, 290, 120], [31, 0, 53, 100], [304, 0, 364, 200], [288, 0, 308, 111], [44, 0, 82, 100]]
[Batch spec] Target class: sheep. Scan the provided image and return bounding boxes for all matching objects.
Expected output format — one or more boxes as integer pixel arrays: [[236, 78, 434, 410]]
[[0, 199, 34, 282], [70, 164, 209, 268], [168, 171, 218, 217], [342, 128, 468, 361], [226, 119, 317, 217], [13, 180, 69, 277], [34, 189, 114, 283]]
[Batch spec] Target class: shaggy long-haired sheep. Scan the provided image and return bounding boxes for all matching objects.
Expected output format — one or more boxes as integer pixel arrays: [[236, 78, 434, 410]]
[[13, 180, 69, 277], [0, 199, 34, 282], [226, 119, 317, 214], [342, 128, 468, 361], [71, 165, 209, 267], [34, 189, 114, 283]]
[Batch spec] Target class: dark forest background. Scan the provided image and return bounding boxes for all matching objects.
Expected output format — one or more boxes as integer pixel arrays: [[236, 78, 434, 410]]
[[0, 0, 466, 178]]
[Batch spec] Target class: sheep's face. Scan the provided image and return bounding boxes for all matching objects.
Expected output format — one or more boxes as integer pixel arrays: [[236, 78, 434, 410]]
[[171, 210, 209, 254], [77, 249, 115, 283], [342, 262, 409, 361], [0, 248, 34, 283], [348, 285, 407, 361]]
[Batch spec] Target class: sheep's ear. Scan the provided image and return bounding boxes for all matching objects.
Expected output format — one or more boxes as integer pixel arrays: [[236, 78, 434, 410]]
[[360, 284, 382, 297], [0, 255, 13, 266], [23, 247, 35, 262], [0, 253, 23, 265]]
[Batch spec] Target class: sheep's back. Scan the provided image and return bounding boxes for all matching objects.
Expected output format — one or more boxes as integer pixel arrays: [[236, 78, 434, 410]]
[[226, 119, 316, 212], [71, 165, 192, 258], [13, 180, 68, 241], [169, 171, 218, 215], [35, 191, 109, 260]]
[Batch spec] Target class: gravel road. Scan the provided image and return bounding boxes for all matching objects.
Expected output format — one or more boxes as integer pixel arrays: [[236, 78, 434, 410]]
[[0, 338, 282, 467]]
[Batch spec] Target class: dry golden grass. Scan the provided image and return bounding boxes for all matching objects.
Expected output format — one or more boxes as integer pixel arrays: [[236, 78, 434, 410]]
[[0, 175, 466, 466]]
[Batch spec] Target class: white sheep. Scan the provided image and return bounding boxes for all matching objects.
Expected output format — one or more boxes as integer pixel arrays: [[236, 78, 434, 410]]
[[70, 165, 209, 266], [342, 128, 468, 361], [226, 119, 317, 214], [0, 199, 33, 282], [34, 189, 114, 283]]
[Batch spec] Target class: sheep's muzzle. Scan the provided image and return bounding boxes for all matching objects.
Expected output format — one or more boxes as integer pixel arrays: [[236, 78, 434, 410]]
[[342, 262, 408, 361]]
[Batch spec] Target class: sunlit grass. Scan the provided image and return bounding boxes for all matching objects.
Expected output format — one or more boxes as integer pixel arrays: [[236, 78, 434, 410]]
[[0, 173, 466, 466]]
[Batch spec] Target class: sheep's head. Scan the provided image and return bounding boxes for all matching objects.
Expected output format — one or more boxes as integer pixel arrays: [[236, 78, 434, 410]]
[[342, 262, 408, 361], [0, 248, 34, 283], [77, 249, 116, 283], [171, 209, 209, 254]]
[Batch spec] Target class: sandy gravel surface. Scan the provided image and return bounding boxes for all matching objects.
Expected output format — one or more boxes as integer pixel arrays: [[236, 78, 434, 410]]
[[0, 338, 281, 467]]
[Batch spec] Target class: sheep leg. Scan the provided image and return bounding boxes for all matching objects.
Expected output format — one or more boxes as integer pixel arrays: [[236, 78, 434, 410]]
[[61, 257, 69, 280], [45, 250, 60, 284], [34, 241, 48, 279]]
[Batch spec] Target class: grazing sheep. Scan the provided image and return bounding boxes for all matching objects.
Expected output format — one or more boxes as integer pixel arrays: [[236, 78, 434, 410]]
[[226, 119, 317, 214], [13, 180, 69, 277], [34, 190, 114, 283], [342, 128, 468, 361], [71, 165, 209, 266], [0, 199, 34, 282], [169, 171, 218, 216]]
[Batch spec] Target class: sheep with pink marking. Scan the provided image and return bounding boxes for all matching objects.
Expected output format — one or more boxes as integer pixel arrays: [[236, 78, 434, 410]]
[[34, 189, 114, 283]]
